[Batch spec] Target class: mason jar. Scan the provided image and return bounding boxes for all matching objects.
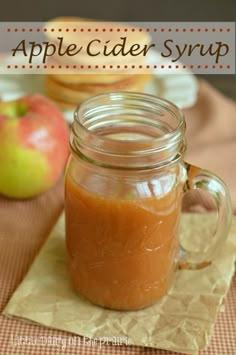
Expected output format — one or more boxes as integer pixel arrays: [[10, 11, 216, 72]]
[[65, 92, 232, 311]]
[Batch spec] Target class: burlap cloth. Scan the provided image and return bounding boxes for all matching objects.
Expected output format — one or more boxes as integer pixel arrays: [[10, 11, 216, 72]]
[[0, 80, 236, 355]]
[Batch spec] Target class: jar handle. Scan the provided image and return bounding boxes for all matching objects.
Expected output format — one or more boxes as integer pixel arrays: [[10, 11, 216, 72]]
[[178, 162, 232, 270]]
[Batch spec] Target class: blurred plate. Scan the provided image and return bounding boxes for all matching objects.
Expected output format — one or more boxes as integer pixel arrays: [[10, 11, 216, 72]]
[[0, 50, 199, 124]]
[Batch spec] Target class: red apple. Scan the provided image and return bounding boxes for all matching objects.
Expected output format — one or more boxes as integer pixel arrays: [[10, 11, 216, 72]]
[[0, 94, 69, 198]]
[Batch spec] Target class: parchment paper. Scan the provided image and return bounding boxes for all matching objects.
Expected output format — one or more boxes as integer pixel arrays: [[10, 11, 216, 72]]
[[3, 213, 236, 355]]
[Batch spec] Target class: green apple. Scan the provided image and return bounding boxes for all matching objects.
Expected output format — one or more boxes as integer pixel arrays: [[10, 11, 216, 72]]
[[0, 94, 69, 198]]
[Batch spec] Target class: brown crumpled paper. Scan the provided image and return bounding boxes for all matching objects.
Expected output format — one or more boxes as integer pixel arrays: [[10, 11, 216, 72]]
[[3, 213, 236, 355]]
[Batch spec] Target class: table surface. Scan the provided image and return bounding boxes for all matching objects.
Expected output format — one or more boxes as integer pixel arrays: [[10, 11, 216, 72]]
[[0, 196, 236, 355], [0, 251, 235, 355], [0, 78, 236, 355], [0, 279, 235, 355]]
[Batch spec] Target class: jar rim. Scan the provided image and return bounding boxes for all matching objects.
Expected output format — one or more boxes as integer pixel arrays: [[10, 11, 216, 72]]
[[74, 91, 185, 145], [71, 91, 186, 169]]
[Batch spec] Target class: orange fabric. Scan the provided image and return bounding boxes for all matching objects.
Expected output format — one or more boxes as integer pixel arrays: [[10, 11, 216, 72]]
[[0, 177, 64, 311], [183, 80, 236, 212]]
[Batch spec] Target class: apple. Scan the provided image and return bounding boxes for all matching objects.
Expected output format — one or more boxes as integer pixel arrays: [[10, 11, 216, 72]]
[[0, 94, 69, 198]]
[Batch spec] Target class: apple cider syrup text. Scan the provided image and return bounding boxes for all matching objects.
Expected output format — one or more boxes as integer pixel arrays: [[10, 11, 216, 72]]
[[11, 36, 229, 64]]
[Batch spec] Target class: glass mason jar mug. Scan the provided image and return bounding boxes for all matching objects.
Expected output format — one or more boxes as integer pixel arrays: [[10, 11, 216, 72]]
[[65, 92, 232, 311]]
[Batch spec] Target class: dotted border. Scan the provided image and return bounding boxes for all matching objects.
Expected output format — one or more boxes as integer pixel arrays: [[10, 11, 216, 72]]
[[5, 64, 232, 70], [6, 27, 232, 33]]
